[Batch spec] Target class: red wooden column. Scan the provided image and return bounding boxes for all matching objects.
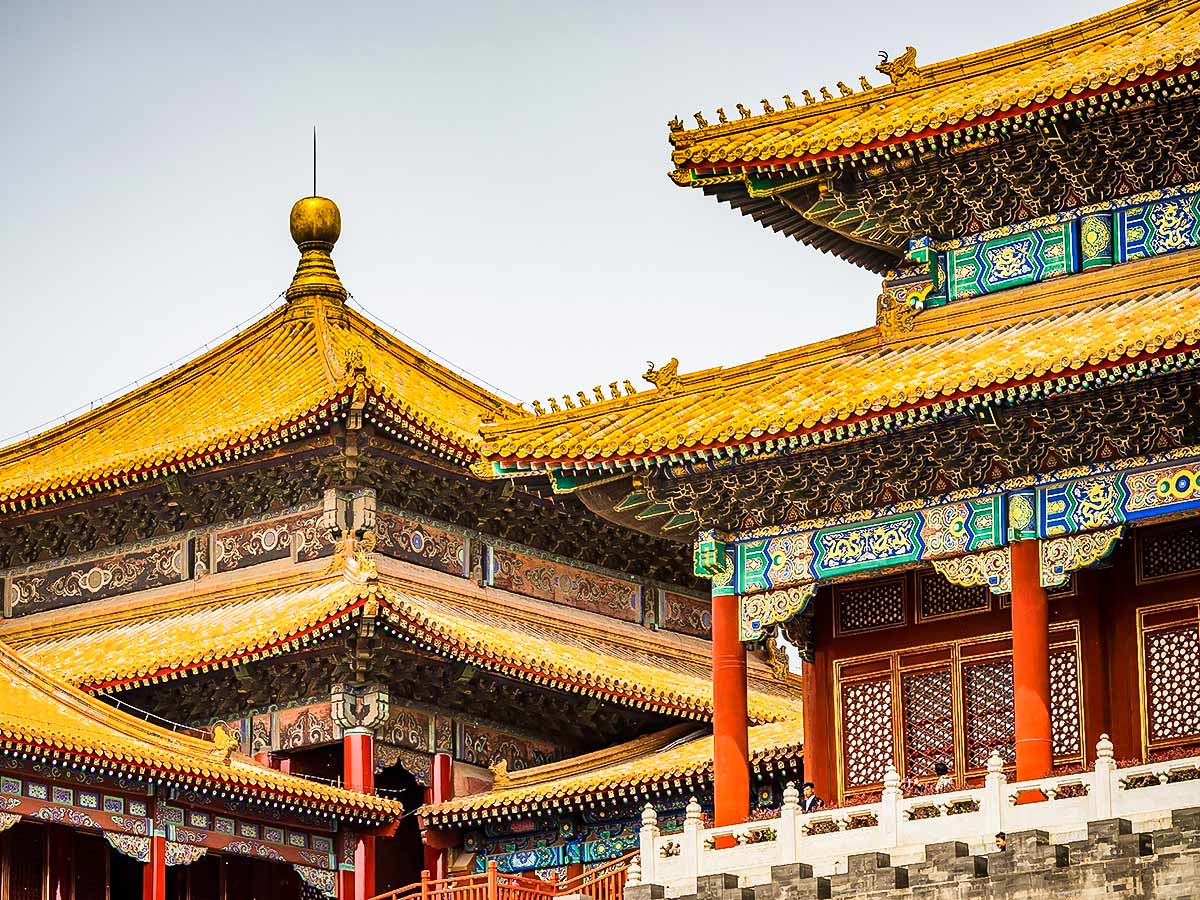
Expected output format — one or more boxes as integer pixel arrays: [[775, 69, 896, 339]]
[[712, 591, 750, 826], [345, 728, 376, 900], [333, 682, 389, 900], [142, 834, 167, 900], [423, 753, 454, 879], [1010, 539, 1053, 781], [800, 656, 833, 800], [46, 827, 72, 900]]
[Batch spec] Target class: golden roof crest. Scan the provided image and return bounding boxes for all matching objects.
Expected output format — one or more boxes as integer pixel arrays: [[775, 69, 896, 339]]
[[876, 46, 920, 87]]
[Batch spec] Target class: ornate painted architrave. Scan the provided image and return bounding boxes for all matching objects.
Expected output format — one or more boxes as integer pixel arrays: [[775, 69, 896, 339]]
[[0, 812, 19, 832], [700, 450, 1200, 641], [106, 832, 150, 862], [904, 182, 1200, 314], [168, 825, 336, 873]]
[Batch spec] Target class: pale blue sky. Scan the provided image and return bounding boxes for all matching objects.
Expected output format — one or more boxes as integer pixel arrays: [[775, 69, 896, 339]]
[[2, 0, 1113, 438]]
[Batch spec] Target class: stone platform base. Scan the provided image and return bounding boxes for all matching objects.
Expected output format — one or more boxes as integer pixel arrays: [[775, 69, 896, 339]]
[[628, 807, 1200, 899]]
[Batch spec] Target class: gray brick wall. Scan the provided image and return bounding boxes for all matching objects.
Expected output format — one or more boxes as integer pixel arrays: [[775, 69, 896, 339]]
[[627, 806, 1200, 900]]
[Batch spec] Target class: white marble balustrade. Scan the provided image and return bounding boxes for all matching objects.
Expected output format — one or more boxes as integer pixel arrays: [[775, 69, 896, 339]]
[[628, 736, 1200, 894]]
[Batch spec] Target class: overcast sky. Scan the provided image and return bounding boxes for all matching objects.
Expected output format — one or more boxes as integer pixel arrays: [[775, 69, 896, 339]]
[[2, 0, 1114, 439]]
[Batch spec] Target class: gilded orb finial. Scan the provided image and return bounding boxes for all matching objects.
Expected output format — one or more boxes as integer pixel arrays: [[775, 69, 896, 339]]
[[290, 196, 341, 249], [286, 196, 347, 304]]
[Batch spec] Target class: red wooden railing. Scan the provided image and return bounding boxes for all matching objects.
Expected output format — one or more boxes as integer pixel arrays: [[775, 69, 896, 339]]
[[369, 854, 636, 900], [556, 851, 636, 900]]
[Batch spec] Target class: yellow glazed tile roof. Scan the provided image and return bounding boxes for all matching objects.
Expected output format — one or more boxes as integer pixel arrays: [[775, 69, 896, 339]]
[[669, 0, 1200, 170], [421, 720, 803, 824], [0, 637, 402, 820], [0, 561, 799, 725], [0, 299, 516, 512], [482, 249, 1200, 468]]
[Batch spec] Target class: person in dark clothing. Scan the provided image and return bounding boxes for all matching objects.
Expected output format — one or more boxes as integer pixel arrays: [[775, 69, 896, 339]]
[[800, 782, 824, 813]]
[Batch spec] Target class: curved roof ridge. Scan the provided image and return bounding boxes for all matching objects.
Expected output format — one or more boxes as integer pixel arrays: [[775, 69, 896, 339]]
[[491, 724, 699, 791], [421, 719, 804, 825], [0, 302, 295, 467], [481, 249, 1200, 467]]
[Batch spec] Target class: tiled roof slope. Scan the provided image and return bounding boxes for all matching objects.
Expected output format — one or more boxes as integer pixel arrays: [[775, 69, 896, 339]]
[[481, 249, 1200, 470], [0, 559, 799, 725], [669, 0, 1200, 170], [421, 720, 803, 825], [0, 637, 402, 820], [0, 301, 517, 512]]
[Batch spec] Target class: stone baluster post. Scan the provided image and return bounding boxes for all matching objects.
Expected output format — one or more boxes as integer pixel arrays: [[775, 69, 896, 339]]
[[626, 855, 643, 888], [681, 797, 704, 882], [1091, 734, 1116, 820], [777, 782, 800, 864], [983, 750, 1008, 837], [880, 764, 902, 848], [638, 804, 659, 886]]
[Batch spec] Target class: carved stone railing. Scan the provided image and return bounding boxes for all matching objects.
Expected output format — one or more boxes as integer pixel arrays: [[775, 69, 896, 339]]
[[631, 736, 1200, 893]]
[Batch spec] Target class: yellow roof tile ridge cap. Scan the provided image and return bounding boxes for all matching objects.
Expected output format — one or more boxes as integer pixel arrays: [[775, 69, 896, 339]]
[[0, 304, 295, 466], [311, 295, 348, 388], [0, 638, 233, 762], [898, 0, 1179, 84], [482, 334, 881, 441]]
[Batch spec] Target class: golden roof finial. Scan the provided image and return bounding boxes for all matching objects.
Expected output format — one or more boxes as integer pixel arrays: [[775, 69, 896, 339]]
[[286, 196, 347, 304]]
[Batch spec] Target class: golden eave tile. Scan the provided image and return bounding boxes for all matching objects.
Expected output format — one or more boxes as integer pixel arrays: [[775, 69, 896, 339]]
[[0, 560, 800, 725], [0, 637, 402, 819], [420, 720, 804, 823]]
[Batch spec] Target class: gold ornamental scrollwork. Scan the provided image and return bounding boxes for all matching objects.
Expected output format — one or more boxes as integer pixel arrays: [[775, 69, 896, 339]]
[[0, 812, 19, 833], [739, 583, 818, 642], [932, 547, 1011, 594], [1040, 527, 1123, 587], [165, 841, 208, 867], [105, 832, 150, 862]]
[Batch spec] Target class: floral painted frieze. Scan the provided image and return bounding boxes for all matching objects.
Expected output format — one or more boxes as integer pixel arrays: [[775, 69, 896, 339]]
[[488, 547, 641, 623], [10, 541, 185, 616]]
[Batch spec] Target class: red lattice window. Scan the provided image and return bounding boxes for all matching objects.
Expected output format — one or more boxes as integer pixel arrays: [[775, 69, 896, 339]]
[[963, 658, 1015, 769], [1145, 625, 1200, 744], [841, 676, 894, 787], [917, 573, 990, 621], [1050, 647, 1082, 758], [901, 668, 955, 777], [836, 579, 906, 634], [1139, 524, 1200, 582]]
